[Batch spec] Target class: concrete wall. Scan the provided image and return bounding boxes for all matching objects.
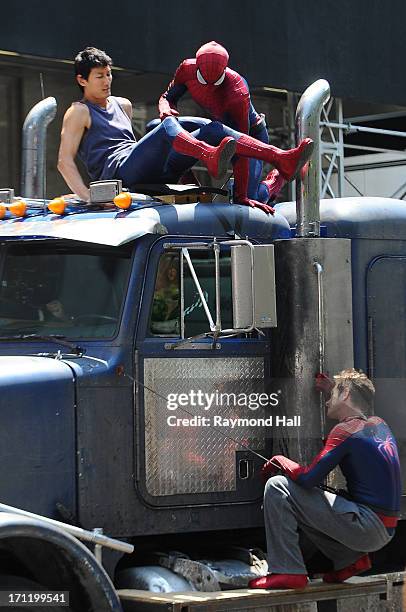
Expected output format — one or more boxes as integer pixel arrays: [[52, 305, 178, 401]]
[[329, 152, 406, 200]]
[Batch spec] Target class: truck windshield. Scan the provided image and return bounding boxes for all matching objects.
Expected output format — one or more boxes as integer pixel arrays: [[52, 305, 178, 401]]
[[0, 241, 132, 339]]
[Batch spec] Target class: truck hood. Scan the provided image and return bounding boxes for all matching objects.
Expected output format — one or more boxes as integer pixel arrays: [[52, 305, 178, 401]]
[[0, 209, 167, 246], [0, 356, 76, 519], [0, 355, 74, 389], [0, 202, 290, 246]]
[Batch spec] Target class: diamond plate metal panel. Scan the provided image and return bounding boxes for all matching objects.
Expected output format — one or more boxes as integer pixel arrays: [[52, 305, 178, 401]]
[[143, 357, 265, 496]]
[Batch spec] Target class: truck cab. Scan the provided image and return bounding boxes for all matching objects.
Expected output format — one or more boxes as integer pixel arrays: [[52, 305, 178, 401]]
[[0, 80, 405, 602]]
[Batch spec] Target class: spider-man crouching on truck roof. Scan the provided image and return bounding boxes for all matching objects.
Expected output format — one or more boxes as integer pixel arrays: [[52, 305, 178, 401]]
[[158, 41, 313, 213]]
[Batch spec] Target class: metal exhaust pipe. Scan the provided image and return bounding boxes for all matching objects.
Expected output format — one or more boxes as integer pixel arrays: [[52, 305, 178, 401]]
[[21, 97, 57, 199], [295, 79, 330, 237]]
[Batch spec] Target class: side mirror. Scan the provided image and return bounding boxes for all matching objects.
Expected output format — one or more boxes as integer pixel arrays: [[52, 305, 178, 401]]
[[162, 239, 277, 348], [231, 244, 277, 330]]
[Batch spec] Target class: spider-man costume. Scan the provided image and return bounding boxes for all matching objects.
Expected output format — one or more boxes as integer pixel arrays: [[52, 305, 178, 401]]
[[159, 41, 298, 213], [264, 415, 401, 524], [78, 96, 312, 202]]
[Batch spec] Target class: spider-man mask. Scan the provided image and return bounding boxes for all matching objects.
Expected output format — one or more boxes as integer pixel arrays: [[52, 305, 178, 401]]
[[195, 41, 229, 85]]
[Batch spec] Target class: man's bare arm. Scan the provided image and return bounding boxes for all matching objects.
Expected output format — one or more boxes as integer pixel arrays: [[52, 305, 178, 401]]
[[117, 97, 133, 121], [57, 103, 91, 201]]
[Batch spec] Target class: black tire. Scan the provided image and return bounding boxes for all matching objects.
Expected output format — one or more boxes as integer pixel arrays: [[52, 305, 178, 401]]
[[0, 575, 73, 611]]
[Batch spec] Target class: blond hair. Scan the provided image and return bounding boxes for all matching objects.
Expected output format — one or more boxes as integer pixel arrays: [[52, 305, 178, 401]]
[[334, 368, 375, 415]]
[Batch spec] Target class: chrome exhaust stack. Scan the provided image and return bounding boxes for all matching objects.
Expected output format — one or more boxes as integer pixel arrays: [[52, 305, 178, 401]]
[[21, 97, 57, 199], [295, 79, 330, 237], [270, 80, 353, 467]]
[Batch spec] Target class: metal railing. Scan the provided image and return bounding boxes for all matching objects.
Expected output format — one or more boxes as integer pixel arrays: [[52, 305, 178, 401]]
[[0, 502, 134, 556]]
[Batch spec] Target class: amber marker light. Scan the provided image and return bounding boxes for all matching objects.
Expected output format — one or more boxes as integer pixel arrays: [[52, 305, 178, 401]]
[[114, 192, 132, 209], [0, 204, 6, 219], [9, 200, 27, 217], [48, 197, 67, 215]]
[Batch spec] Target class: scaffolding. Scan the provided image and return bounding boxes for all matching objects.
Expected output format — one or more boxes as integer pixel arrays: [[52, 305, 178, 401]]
[[320, 98, 345, 198], [265, 91, 406, 202], [319, 102, 406, 200]]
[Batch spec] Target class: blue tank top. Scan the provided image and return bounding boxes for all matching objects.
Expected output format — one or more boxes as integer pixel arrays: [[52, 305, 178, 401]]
[[78, 96, 137, 181]]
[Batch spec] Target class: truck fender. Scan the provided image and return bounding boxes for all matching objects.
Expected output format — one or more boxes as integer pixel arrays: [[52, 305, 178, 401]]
[[0, 513, 122, 612]]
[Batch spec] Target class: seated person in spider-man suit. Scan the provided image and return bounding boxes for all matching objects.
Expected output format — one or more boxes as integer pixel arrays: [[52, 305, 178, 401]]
[[57, 47, 313, 214], [157, 41, 296, 212], [249, 368, 400, 590]]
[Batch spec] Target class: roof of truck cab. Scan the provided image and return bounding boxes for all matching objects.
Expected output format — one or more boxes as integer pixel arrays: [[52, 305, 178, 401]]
[[276, 197, 406, 240], [0, 202, 291, 246]]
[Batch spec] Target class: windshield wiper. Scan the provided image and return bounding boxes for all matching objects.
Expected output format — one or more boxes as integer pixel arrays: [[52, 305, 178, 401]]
[[0, 334, 83, 355]]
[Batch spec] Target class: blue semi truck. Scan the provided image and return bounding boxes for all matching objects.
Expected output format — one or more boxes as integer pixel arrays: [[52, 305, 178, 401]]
[[0, 80, 404, 610]]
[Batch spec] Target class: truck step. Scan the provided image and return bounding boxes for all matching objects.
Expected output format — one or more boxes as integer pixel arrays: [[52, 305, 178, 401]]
[[118, 574, 392, 611]]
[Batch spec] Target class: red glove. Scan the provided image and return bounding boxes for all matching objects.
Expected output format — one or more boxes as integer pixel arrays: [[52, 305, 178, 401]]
[[238, 196, 275, 215], [315, 373, 335, 397], [233, 157, 275, 215], [261, 458, 281, 480], [261, 455, 301, 481]]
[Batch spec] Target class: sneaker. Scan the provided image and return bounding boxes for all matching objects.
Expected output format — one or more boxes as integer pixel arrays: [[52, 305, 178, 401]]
[[323, 554, 371, 583], [262, 169, 286, 201], [248, 573, 309, 589]]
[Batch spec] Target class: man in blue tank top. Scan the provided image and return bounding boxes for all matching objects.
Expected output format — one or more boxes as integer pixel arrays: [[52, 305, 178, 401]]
[[58, 47, 313, 209], [249, 369, 401, 590]]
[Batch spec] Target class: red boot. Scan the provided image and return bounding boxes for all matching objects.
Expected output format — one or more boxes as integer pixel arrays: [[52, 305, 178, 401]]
[[262, 169, 286, 201], [323, 554, 371, 583], [249, 573, 309, 590], [233, 157, 275, 214], [172, 132, 236, 182], [235, 136, 314, 182]]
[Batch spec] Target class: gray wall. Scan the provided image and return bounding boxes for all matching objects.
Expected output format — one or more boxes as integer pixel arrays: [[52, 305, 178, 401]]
[[1, 0, 406, 106]]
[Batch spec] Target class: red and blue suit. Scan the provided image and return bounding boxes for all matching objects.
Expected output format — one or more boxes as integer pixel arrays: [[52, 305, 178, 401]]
[[265, 416, 401, 528], [159, 42, 287, 213], [247, 414, 401, 590]]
